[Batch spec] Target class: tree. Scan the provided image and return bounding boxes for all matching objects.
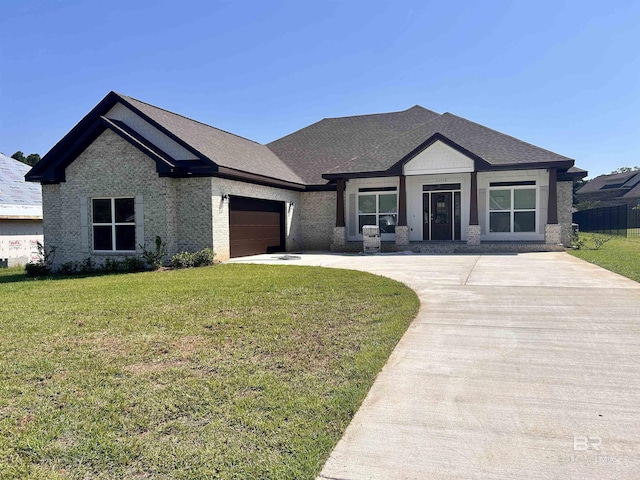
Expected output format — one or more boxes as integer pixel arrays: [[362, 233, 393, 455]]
[[573, 178, 588, 207], [25, 153, 41, 166], [11, 151, 40, 166], [609, 166, 640, 174], [11, 151, 26, 163]]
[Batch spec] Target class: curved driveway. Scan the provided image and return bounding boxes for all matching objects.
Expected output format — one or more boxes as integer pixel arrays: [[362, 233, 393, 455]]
[[230, 252, 640, 479]]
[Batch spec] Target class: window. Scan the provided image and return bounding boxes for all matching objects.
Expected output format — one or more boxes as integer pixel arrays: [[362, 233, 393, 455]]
[[489, 187, 536, 233], [358, 191, 397, 234], [92, 198, 136, 251]]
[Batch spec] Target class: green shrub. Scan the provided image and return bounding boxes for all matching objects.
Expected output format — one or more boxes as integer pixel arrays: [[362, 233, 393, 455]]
[[25, 242, 56, 277], [171, 248, 216, 269], [193, 248, 215, 267], [141, 236, 167, 270], [170, 251, 195, 269], [123, 257, 146, 272], [572, 233, 612, 251], [58, 262, 78, 275], [25, 263, 50, 277], [79, 257, 95, 273], [102, 258, 122, 272]]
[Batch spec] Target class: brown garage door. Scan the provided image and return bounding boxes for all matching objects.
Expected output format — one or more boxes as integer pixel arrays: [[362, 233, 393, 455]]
[[229, 196, 285, 258]]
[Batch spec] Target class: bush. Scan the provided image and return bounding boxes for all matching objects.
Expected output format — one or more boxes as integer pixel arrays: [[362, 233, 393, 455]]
[[25, 242, 56, 277], [170, 251, 195, 269], [102, 257, 122, 272], [193, 248, 215, 267], [25, 263, 50, 277], [572, 233, 612, 251], [122, 257, 146, 272], [58, 262, 78, 275], [170, 248, 216, 269], [141, 236, 167, 270]]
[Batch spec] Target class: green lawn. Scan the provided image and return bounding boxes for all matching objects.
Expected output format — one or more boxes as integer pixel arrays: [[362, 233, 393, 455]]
[[569, 234, 640, 283], [0, 264, 419, 479]]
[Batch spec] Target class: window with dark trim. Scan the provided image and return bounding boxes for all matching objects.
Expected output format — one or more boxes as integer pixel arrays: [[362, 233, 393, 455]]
[[489, 186, 536, 233], [358, 191, 397, 234], [92, 198, 136, 251]]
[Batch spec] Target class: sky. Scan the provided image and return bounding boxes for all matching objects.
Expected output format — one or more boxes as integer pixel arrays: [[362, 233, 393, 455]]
[[1, 0, 639, 179]]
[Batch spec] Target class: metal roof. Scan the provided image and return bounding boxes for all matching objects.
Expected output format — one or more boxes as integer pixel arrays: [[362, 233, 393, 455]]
[[0, 153, 43, 218]]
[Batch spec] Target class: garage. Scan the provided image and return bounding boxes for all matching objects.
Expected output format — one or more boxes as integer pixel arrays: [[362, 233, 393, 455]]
[[229, 196, 285, 258]]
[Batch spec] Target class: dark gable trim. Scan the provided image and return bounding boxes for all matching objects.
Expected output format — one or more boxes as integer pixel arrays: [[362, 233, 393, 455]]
[[26, 91, 220, 184], [28, 117, 182, 184], [26, 91, 120, 182]]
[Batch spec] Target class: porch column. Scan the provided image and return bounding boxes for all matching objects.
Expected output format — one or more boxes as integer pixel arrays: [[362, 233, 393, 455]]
[[469, 171, 479, 225], [467, 172, 481, 245], [545, 168, 561, 244], [395, 174, 409, 246], [336, 179, 345, 227], [331, 179, 347, 250], [547, 168, 558, 224]]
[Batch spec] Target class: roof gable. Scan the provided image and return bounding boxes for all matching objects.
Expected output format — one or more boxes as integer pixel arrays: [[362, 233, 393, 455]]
[[403, 139, 475, 175], [267, 106, 441, 184], [27, 92, 305, 187]]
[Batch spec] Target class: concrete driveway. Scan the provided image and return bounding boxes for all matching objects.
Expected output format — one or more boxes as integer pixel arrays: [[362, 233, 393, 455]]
[[229, 252, 640, 479]]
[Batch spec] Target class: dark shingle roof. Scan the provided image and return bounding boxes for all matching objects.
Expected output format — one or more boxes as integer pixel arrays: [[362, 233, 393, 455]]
[[119, 94, 305, 185], [324, 112, 574, 175], [28, 91, 581, 188], [267, 106, 440, 184], [577, 170, 640, 198]]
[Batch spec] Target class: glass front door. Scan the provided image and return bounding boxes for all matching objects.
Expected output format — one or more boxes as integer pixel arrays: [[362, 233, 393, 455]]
[[422, 187, 461, 241]]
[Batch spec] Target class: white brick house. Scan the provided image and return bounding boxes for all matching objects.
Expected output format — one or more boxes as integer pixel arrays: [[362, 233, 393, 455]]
[[26, 92, 586, 268]]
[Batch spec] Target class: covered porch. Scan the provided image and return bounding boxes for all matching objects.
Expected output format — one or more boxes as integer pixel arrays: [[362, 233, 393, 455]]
[[329, 167, 562, 251]]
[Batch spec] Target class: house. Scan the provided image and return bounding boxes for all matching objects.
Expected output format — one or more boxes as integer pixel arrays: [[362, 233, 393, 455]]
[[575, 170, 640, 208], [0, 153, 43, 266], [26, 92, 586, 268]]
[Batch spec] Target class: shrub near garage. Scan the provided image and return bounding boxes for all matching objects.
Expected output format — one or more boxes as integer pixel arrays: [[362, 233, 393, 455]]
[[170, 248, 216, 269]]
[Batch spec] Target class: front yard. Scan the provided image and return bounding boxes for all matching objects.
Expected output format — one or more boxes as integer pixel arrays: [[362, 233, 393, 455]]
[[569, 234, 640, 282], [0, 264, 419, 479]]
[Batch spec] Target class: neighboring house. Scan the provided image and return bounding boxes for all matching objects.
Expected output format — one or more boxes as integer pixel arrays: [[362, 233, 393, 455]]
[[0, 153, 43, 266], [26, 92, 586, 268], [575, 170, 640, 208]]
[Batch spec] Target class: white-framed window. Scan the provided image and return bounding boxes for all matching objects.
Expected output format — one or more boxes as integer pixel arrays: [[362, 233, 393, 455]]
[[489, 182, 537, 233], [92, 197, 136, 251], [358, 188, 397, 234]]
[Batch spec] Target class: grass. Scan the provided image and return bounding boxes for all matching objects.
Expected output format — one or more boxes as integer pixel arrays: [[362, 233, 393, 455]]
[[568, 233, 640, 283], [0, 264, 418, 479]]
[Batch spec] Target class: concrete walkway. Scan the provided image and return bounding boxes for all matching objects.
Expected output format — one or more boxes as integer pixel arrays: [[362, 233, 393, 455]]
[[229, 252, 640, 479]]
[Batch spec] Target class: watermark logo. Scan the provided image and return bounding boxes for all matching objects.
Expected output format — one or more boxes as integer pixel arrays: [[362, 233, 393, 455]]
[[574, 435, 601, 451], [559, 435, 626, 466]]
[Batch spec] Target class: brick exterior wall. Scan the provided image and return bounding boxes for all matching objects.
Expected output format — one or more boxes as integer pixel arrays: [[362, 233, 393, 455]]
[[300, 191, 334, 251], [42, 130, 182, 269], [176, 177, 213, 253], [558, 181, 573, 246]]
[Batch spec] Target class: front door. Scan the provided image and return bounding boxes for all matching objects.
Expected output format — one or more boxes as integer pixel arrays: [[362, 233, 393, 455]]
[[430, 192, 453, 240]]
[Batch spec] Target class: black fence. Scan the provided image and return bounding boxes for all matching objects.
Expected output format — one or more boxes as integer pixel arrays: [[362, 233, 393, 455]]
[[573, 204, 640, 237]]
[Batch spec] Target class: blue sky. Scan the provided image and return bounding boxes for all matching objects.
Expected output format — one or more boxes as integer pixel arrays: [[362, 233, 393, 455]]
[[1, 0, 639, 179]]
